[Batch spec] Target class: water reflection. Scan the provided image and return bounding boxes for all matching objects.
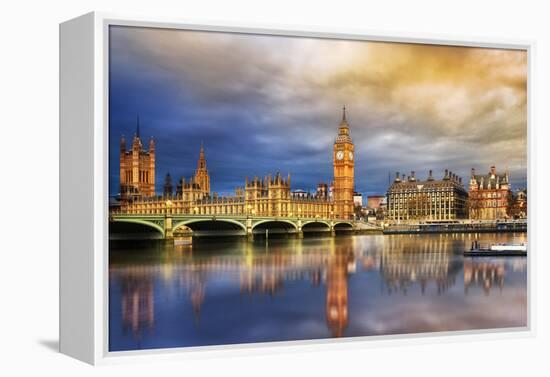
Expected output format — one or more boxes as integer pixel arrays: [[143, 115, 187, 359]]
[[119, 266, 154, 339], [109, 233, 527, 351], [326, 248, 353, 336], [381, 236, 461, 295], [464, 258, 527, 296]]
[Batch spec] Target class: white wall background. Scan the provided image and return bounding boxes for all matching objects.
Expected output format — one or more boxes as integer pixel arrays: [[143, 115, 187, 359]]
[[0, 0, 548, 375]]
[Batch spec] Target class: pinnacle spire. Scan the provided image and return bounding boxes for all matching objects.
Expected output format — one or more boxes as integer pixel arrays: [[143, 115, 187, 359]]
[[339, 105, 349, 129], [136, 114, 140, 138], [197, 143, 207, 170], [336, 106, 351, 143]]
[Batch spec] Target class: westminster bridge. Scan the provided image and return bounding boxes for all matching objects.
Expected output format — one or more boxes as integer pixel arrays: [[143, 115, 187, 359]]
[[109, 213, 381, 240]]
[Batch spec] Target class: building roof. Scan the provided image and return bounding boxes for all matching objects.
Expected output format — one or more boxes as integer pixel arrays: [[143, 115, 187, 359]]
[[389, 179, 464, 193], [470, 166, 509, 190], [388, 170, 466, 194]]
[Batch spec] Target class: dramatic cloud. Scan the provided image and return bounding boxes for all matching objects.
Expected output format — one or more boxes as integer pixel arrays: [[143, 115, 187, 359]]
[[109, 26, 527, 197]]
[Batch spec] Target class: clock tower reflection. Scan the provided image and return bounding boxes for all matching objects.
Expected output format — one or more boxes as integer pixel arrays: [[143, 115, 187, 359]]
[[326, 246, 354, 337]]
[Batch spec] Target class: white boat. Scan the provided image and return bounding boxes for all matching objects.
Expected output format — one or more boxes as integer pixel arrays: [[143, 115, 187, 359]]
[[490, 243, 527, 252], [464, 242, 527, 256]]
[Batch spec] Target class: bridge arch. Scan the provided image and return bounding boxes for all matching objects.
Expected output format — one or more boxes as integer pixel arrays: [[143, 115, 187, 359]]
[[252, 219, 298, 230], [173, 218, 247, 232], [110, 218, 165, 236], [302, 220, 331, 228], [333, 221, 354, 230]]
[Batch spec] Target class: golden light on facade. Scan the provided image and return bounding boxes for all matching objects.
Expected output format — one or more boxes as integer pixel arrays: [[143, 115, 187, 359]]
[[117, 108, 354, 220]]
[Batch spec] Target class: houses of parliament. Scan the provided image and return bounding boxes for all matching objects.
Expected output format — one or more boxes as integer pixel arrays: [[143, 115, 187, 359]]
[[117, 108, 356, 220]]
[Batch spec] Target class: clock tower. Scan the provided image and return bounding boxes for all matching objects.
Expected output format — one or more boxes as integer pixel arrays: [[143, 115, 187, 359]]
[[333, 106, 355, 219]]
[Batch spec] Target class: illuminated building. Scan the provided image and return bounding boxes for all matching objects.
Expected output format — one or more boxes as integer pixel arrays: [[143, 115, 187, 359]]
[[468, 166, 512, 220], [117, 108, 356, 220], [386, 169, 468, 222], [119, 117, 155, 200], [333, 106, 355, 220]]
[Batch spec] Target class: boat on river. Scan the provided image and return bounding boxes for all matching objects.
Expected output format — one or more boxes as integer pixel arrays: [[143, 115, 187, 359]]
[[464, 241, 527, 257]]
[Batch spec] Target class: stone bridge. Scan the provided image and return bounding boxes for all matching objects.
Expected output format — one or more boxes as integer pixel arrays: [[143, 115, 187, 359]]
[[110, 214, 379, 240]]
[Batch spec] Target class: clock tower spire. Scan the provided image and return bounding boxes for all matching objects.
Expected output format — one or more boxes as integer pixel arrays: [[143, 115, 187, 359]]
[[333, 106, 355, 219]]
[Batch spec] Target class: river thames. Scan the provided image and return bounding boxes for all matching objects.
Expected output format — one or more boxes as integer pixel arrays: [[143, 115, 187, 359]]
[[109, 232, 527, 351]]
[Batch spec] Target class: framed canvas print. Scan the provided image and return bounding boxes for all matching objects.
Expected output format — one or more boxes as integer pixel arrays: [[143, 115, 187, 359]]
[[60, 12, 533, 365]]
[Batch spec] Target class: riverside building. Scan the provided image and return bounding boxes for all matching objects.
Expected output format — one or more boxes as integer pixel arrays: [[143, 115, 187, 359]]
[[116, 108, 356, 220], [468, 166, 512, 220], [119, 118, 156, 200], [386, 169, 468, 223]]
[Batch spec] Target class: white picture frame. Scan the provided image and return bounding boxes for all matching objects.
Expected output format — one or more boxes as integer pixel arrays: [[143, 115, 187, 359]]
[[59, 11, 535, 365]]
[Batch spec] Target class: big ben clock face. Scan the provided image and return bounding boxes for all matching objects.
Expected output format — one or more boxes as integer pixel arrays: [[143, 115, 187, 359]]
[[336, 151, 344, 160], [348, 151, 353, 161]]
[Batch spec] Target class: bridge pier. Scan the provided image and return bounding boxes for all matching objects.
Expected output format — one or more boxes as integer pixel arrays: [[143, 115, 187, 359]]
[[164, 215, 174, 240], [245, 217, 254, 241], [295, 219, 303, 238]]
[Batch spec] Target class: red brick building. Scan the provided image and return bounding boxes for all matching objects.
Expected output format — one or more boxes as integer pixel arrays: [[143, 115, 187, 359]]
[[468, 165, 512, 220]]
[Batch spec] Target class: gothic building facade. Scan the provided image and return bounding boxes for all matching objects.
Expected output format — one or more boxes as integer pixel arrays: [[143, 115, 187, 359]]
[[333, 107, 355, 220], [117, 108, 356, 220], [468, 166, 512, 220], [174, 144, 211, 203], [119, 120, 156, 201]]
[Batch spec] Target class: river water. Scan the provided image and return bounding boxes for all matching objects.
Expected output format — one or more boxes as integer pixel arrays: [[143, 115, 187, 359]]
[[109, 232, 527, 351]]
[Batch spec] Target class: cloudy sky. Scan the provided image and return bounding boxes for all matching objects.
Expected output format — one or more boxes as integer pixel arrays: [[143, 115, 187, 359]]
[[109, 25, 527, 197]]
